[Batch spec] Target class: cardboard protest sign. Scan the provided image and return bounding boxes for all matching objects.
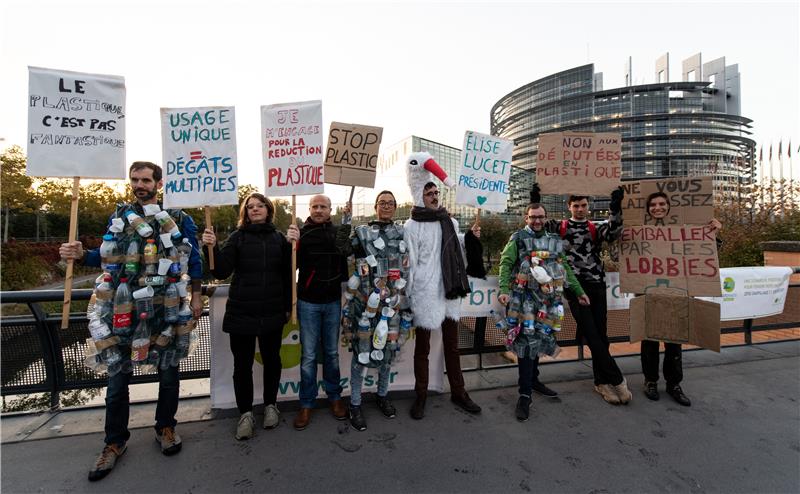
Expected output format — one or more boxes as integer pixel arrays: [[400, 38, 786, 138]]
[[27, 66, 126, 179], [323, 122, 383, 188], [160, 107, 239, 209], [536, 132, 621, 195], [618, 225, 722, 296], [455, 131, 513, 212], [262, 100, 324, 196], [621, 176, 714, 226], [629, 287, 721, 352]]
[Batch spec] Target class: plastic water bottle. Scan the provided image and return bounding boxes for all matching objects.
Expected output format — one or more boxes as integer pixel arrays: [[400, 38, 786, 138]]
[[178, 238, 192, 275], [365, 288, 381, 318], [125, 210, 154, 237], [357, 314, 372, 365], [507, 291, 522, 327], [112, 277, 133, 336], [345, 272, 360, 301], [130, 313, 150, 362], [155, 211, 180, 237], [88, 318, 112, 340], [124, 239, 140, 276], [522, 299, 535, 333], [143, 239, 158, 275], [490, 309, 507, 333], [387, 311, 400, 352], [94, 274, 114, 320], [164, 281, 180, 323], [372, 307, 393, 352], [167, 247, 181, 277], [99, 234, 116, 271], [178, 299, 192, 326]]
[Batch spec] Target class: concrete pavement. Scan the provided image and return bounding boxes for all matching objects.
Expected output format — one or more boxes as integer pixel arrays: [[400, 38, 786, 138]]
[[2, 341, 799, 493]]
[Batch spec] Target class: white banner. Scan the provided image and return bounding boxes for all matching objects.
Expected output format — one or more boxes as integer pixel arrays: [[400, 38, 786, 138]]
[[698, 266, 793, 321], [261, 100, 324, 196], [460, 276, 505, 316], [27, 66, 126, 179], [455, 131, 513, 212], [606, 272, 636, 310], [161, 106, 239, 209], [210, 285, 443, 410]]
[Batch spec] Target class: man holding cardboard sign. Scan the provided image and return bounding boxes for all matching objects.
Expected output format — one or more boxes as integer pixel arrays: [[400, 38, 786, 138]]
[[532, 184, 632, 405]]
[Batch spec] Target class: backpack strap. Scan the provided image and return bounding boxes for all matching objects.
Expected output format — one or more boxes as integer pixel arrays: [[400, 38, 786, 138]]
[[559, 219, 567, 239], [587, 221, 597, 243]]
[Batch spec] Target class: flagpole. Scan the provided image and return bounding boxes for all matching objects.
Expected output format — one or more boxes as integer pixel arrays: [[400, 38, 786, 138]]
[[779, 139, 785, 216]]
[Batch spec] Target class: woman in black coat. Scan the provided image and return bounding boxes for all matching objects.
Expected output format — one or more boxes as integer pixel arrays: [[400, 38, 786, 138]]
[[202, 193, 291, 440]]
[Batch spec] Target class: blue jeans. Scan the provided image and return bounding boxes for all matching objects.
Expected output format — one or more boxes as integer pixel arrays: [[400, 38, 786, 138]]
[[349, 353, 391, 407], [104, 363, 180, 446], [298, 299, 343, 408]]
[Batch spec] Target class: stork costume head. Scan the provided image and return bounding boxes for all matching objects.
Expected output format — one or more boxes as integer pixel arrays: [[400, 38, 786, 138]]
[[405, 152, 455, 208]]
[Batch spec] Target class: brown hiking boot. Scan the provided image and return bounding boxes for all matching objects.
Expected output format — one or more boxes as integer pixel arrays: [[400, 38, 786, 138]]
[[613, 378, 633, 404], [294, 408, 312, 430], [88, 443, 126, 481], [155, 426, 182, 456]]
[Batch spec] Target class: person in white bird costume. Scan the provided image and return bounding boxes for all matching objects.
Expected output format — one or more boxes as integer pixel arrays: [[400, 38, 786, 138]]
[[403, 152, 486, 419]]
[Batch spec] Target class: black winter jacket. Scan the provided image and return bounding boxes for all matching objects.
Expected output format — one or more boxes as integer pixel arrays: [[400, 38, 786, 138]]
[[206, 222, 292, 334], [296, 218, 349, 304]]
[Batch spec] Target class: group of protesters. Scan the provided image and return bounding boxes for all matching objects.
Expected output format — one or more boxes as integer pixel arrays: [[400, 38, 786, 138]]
[[59, 152, 720, 482]]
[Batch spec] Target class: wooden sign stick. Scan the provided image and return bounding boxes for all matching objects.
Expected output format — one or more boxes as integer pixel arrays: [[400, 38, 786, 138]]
[[61, 177, 81, 329], [475, 207, 482, 226], [205, 207, 215, 270], [348, 186, 355, 203], [290, 195, 298, 324]]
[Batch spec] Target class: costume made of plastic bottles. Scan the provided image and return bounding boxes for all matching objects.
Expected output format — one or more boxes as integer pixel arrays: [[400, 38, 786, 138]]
[[84, 202, 197, 376], [500, 229, 569, 359], [341, 222, 413, 368]]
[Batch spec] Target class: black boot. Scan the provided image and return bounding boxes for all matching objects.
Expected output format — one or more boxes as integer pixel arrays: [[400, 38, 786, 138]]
[[349, 405, 367, 431], [410, 392, 426, 420], [666, 384, 691, 407], [515, 395, 532, 422], [643, 381, 660, 401], [531, 380, 558, 398], [376, 396, 396, 419], [451, 392, 481, 414]]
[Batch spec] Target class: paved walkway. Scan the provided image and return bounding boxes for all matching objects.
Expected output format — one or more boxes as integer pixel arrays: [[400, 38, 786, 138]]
[[2, 341, 799, 493]]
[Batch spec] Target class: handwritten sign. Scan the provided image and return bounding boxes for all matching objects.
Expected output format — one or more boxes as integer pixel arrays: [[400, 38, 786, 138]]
[[160, 107, 239, 209], [621, 176, 714, 226], [262, 100, 324, 196], [324, 122, 383, 188], [536, 132, 621, 195], [27, 66, 126, 179], [455, 131, 513, 212], [619, 225, 721, 296]]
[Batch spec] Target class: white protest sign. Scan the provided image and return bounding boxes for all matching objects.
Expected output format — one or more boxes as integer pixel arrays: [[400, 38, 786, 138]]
[[699, 266, 793, 321], [455, 131, 513, 212], [262, 100, 324, 196], [27, 66, 126, 178], [160, 107, 239, 209], [210, 285, 443, 409]]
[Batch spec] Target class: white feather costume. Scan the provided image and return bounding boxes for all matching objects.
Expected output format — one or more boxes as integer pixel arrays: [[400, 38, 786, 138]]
[[403, 152, 467, 330]]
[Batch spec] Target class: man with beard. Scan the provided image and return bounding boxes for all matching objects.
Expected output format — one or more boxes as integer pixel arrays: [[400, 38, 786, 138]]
[[59, 161, 203, 481]]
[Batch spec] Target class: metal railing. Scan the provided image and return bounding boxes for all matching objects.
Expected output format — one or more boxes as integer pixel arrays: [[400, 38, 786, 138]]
[[2, 283, 798, 409]]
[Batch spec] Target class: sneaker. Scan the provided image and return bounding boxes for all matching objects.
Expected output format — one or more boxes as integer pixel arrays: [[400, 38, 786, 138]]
[[349, 405, 367, 432], [532, 380, 558, 398], [155, 426, 182, 455], [451, 392, 482, 414], [594, 384, 621, 405], [263, 404, 280, 429], [235, 412, 255, 440], [515, 395, 532, 422], [666, 384, 691, 407], [376, 396, 396, 419], [643, 381, 660, 401], [613, 378, 633, 404], [88, 443, 126, 481]]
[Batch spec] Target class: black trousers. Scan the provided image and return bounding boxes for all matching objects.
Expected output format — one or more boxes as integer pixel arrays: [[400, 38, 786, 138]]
[[517, 356, 540, 397], [641, 340, 683, 386], [565, 281, 623, 386], [414, 318, 465, 397], [229, 330, 283, 414]]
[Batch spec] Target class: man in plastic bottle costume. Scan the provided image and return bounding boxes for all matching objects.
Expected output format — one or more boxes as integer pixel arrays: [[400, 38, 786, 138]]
[[403, 152, 487, 419], [59, 161, 203, 481], [338, 190, 411, 431], [497, 190, 589, 421]]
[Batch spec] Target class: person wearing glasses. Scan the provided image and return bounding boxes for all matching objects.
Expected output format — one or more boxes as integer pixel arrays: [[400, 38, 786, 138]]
[[338, 191, 409, 431], [498, 191, 588, 421]]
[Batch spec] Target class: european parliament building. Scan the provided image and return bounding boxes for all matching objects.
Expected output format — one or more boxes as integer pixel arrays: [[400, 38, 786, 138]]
[[490, 53, 756, 216]]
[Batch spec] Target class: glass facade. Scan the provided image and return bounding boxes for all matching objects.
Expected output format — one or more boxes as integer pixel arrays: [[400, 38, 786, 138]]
[[491, 64, 756, 214]]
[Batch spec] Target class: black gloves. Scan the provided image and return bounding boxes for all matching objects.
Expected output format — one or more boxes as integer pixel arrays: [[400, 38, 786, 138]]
[[529, 183, 541, 204], [609, 186, 624, 214]]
